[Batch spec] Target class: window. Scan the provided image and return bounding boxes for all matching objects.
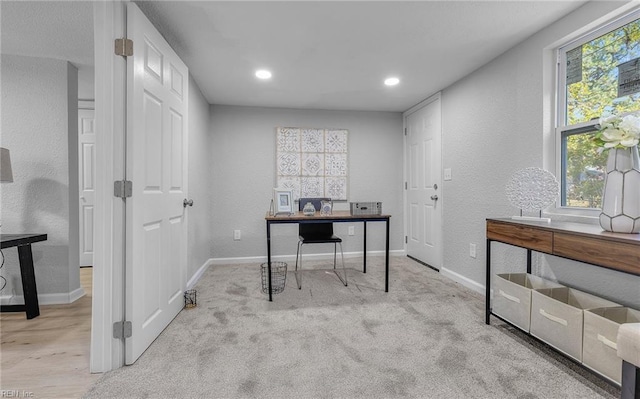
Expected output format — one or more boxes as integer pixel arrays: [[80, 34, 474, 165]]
[[558, 10, 640, 208]]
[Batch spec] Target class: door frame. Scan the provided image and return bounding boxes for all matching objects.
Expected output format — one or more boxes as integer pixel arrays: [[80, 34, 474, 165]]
[[402, 92, 443, 268], [90, 0, 126, 372]]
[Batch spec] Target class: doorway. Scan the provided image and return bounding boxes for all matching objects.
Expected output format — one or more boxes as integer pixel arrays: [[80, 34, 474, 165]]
[[90, 1, 190, 370], [404, 94, 443, 270], [78, 102, 95, 267]]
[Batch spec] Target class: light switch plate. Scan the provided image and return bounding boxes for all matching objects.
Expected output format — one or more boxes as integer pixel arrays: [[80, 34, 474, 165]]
[[444, 168, 452, 181]]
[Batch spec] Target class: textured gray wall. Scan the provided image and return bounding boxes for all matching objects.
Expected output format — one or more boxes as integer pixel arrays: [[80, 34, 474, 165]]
[[1, 54, 80, 300], [187, 75, 214, 277], [210, 105, 403, 261], [441, 1, 640, 308], [78, 66, 95, 101]]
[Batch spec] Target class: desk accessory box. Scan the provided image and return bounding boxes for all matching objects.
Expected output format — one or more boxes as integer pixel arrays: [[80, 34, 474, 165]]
[[350, 202, 382, 215], [492, 273, 563, 333], [583, 307, 640, 384], [530, 287, 620, 362]]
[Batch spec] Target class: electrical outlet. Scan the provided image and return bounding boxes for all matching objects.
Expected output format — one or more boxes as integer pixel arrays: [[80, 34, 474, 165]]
[[234, 230, 241, 240], [348, 226, 355, 236], [469, 243, 477, 258]]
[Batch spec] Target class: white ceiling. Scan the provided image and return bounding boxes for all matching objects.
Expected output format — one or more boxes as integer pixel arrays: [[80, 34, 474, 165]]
[[1, 1, 588, 112], [1, 1, 94, 69]]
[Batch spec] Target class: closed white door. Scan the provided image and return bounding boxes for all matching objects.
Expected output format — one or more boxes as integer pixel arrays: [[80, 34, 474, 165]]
[[125, 2, 189, 364], [78, 107, 95, 267], [405, 96, 442, 269]]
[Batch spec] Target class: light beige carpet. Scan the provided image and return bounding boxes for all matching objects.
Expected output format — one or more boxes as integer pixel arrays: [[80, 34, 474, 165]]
[[84, 256, 619, 398]]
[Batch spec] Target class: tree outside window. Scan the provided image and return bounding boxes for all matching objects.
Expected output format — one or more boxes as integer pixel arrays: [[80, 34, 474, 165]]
[[560, 13, 640, 208]]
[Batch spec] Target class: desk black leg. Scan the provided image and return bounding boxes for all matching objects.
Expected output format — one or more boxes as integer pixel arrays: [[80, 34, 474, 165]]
[[385, 218, 390, 292], [266, 221, 273, 302], [485, 239, 491, 325], [18, 244, 40, 319], [526, 249, 532, 274], [363, 221, 367, 273]]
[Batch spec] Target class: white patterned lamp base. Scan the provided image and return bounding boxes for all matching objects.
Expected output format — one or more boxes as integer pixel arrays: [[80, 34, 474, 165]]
[[599, 146, 640, 234]]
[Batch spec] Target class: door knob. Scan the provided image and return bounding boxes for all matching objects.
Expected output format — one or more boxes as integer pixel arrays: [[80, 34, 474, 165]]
[[183, 199, 194, 208], [430, 195, 439, 201]]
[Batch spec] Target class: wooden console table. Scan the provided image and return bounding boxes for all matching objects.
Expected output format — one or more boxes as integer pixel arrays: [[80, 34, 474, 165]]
[[485, 218, 640, 325], [1, 234, 48, 319]]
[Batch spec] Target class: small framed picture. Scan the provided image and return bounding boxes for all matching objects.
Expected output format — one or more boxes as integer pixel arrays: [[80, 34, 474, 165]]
[[273, 189, 294, 215], [320, 199, 332, 215]]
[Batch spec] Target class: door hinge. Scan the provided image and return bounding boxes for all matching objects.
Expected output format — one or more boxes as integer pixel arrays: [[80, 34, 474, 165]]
[[405, 236, 408, 244], [404, 127, 407, 136], [115, 38, 133, 57], [113, 321, 132, 339], [114, 180, 133, 198], [405, 182, 407, 190]]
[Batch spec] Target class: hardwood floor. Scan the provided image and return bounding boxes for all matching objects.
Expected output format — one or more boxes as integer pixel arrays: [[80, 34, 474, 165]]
[[1, 267, 100, 398]]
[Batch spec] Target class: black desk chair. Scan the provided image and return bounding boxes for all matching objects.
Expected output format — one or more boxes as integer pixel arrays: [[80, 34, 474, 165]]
[[295, 197, 347, 289]]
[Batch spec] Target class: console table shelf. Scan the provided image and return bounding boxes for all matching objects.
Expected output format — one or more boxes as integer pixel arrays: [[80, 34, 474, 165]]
[[485, 219, 640, 392], [486, 218, 640, 325]]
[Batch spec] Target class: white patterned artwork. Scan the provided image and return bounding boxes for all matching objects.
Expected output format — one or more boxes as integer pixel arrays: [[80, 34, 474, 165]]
[[505, 167, 559, 222], [276, 127, 348, 201]]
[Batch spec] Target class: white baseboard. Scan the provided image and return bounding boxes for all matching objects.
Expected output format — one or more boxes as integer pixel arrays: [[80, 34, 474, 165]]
[[67, 287, 86, 303], [440, 267, 485, 295], [172, 255, 489, 302], [187, 258, 214, 289], [210, 250, 406, 265], [0, 286, 86, 306], [186, 250, 403, 290]]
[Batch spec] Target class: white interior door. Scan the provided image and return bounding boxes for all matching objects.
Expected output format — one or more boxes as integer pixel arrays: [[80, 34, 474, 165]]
[[78, 107, 96, 266], [125, 2, 189, 364], [405, 96, 442, 269]]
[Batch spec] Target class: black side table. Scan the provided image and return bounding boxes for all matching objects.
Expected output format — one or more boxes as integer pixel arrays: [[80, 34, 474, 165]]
[[1, 234, 47, 319]]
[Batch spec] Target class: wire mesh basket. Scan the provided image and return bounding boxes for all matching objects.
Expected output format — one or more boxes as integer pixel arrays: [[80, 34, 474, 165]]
[[261, 262, 287, 295], [184, 289, 197, 308]]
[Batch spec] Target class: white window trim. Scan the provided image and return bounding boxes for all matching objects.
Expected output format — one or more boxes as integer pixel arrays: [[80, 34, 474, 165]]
[[546, 6, 640, 224]]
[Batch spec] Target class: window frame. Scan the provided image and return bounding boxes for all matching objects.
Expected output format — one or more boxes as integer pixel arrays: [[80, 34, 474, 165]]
[[555, 8, 640, 212]]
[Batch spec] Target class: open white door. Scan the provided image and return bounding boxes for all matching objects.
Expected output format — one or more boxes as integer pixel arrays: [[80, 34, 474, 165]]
[[405, 95, 442, 269], [78, 106, 96, 266], [125, 2, 189, 364]]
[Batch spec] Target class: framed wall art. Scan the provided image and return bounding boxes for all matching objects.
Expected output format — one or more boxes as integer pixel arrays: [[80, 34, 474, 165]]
[[276, 127, 349, 201]]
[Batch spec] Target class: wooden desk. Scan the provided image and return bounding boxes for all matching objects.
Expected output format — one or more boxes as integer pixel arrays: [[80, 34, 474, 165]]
[[265, 211, 391, 301], [1, 234, 48, 319], [485, 218, 640, 324]]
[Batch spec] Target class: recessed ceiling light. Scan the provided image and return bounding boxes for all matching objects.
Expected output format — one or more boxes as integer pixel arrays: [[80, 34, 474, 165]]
[[255, 69, 272, 79], [384, 77, 400, 86]]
